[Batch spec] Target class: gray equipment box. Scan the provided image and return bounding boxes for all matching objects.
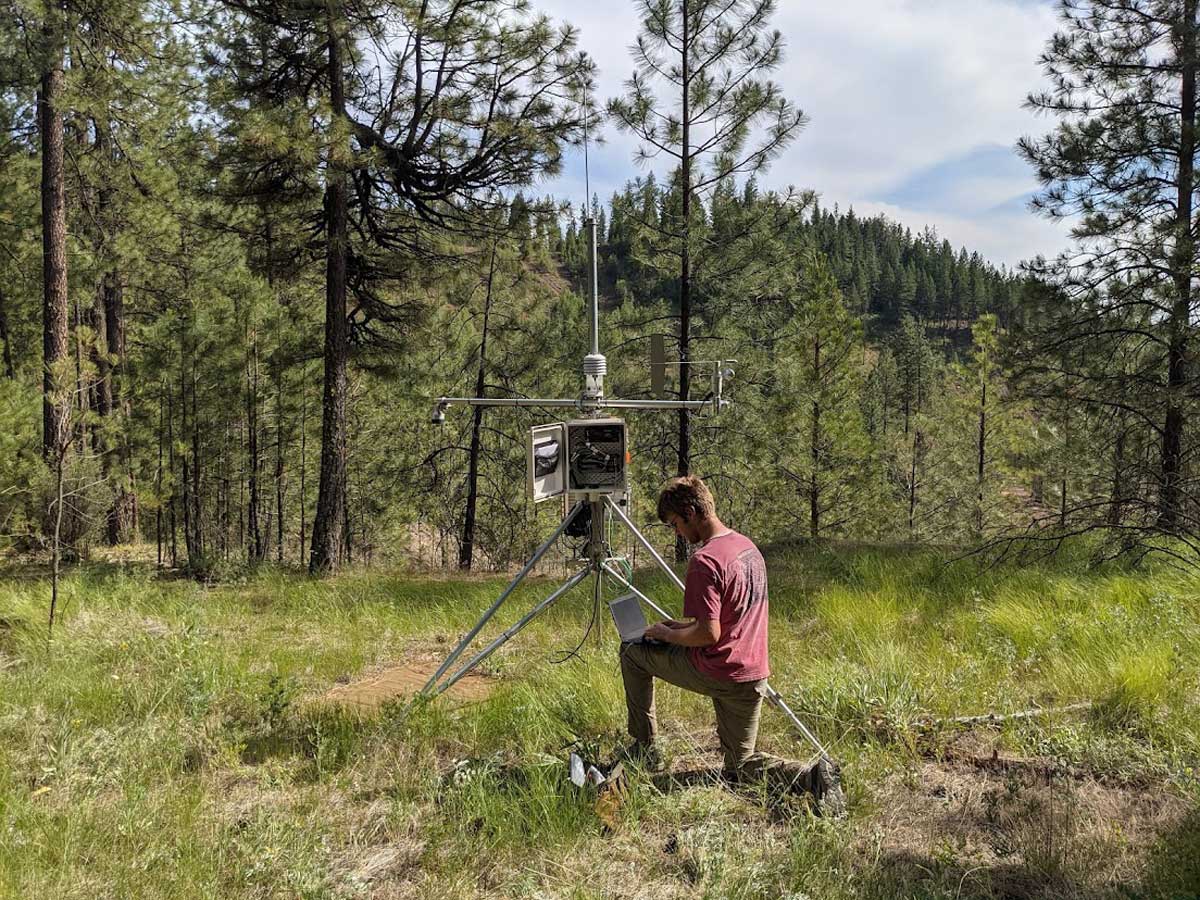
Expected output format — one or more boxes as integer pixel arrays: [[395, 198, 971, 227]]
[[527, 418, 628, 501], [566, 418, 627, 493]]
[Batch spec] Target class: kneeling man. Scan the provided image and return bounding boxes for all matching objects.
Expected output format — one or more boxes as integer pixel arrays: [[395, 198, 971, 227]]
[[620, 474, 770, 777]]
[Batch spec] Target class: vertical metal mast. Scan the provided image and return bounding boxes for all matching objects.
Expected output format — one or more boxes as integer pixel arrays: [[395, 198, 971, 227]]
[[587, 218, 599, 356], [582, 217, 606, 403]]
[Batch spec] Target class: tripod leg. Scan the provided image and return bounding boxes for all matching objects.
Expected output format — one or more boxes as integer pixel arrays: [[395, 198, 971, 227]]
[[764, 684, 833, 762], [421, 501, 585, 695], [601, 561, 672, 620], [604, 496, 685, 593], [433, 566, 592, 696]]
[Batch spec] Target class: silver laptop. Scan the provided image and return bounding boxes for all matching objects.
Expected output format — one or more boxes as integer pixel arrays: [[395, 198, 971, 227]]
[[609, 593, 653, 643]]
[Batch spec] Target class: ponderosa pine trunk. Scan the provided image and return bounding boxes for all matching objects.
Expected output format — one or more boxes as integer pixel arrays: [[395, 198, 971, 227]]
[[1159, 1, 1197, 531], [72, 294, 88, 454], [675, 0, 691, 563], [156, 380, 164, 568], [1107, 415, 1128, 527], [275, 373, 285, 563], [111, 274, 137, 544], [299, 365, 308, 561], [180, 348, 193, 563], [190, 352, 202, 560], [247, 327, 264, 562], [40, 3, 69, 463], [975, 376, 986, 537], [309, 3, 350, 574], [0, 287, 14, 378], [167, 383, 177, 567], [268, 218, 286, 564], [91, 121, 136, 543], [809, 336, 821, 539]]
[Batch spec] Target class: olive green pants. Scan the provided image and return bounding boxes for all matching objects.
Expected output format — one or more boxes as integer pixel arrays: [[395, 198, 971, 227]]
[[619, 642, 765, 772]]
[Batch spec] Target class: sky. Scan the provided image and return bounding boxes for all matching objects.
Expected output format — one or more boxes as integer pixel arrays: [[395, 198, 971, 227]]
[[530, 0, 1071, 269]]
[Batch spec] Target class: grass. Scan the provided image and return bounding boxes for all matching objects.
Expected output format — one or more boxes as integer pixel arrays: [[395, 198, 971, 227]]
[[0, 543, 1198, 898]]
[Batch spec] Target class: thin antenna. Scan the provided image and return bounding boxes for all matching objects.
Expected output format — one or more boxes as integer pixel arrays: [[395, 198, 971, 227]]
[[583, 98, 591, 206]]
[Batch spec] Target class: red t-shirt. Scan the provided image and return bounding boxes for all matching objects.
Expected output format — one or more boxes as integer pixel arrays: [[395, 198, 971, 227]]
[[683, 531, 770, 682]]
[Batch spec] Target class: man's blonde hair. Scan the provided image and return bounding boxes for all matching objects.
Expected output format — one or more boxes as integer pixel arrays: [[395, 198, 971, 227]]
[[657, 475, 716, 523]]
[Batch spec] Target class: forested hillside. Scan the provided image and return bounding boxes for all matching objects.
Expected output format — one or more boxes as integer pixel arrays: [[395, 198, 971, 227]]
[[1, 0, 1198, 575], [560, 188, 1022, 334]]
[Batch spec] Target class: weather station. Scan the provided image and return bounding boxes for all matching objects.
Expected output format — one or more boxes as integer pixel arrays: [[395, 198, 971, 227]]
[[419, 212, 831, 763]]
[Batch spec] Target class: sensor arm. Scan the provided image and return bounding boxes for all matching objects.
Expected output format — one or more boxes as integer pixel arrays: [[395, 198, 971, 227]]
[[431, 395, 722, 423]]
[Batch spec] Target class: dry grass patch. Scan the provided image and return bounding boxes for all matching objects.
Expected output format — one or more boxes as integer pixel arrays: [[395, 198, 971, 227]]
[[862, 754, 1191, 899]]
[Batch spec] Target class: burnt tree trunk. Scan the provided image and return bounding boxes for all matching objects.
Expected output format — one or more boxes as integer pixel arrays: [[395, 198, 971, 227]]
[[0, 287, 14, 378], [459, 243, 497, 571]]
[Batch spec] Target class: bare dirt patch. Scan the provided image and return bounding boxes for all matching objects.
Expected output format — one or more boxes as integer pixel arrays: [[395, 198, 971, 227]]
[[322, 661, 497, 711]]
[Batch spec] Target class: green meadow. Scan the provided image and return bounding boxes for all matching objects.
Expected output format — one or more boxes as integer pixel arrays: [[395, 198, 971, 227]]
[[1, 545, 1198, 899]]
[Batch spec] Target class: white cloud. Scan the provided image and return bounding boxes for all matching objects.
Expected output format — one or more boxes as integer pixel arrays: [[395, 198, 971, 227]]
[[532, 0, 1070, 266], [773, 0, 1058, 198]]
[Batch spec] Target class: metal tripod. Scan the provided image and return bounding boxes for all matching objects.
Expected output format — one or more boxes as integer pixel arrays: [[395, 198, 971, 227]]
[[419, 495, 833, 762]]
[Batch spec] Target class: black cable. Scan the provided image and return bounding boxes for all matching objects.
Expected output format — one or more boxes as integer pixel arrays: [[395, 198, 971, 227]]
[[550, 566, 604, 665]]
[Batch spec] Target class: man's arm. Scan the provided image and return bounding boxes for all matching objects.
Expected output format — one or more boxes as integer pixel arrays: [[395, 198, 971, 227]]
[[644, 618, 720, 647]]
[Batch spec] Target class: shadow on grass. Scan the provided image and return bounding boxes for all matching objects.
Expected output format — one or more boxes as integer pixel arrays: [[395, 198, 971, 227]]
[[857, 819, 1200, 900], [860, 850, 1115, 900], [236, 704, 367, 781], [1138, 806, 1200, 899], [650, 765, 825, 822]]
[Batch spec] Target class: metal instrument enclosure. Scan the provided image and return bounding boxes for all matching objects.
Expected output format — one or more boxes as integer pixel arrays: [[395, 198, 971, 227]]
[[527, 418, 628, 501]]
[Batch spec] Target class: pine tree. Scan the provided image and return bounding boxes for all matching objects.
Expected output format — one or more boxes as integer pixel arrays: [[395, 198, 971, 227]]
[[773, 249, 867, 538], [608, 0, 806, 558], [1019, 0, 1200, 541]]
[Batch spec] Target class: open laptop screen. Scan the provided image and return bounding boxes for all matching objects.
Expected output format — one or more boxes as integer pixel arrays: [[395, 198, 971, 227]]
[[608, 593, 648, 643]]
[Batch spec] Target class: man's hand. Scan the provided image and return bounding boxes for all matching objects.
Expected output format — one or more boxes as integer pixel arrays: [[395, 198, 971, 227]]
[[643, 618, 720, 647], [643, 621, 677, 642]]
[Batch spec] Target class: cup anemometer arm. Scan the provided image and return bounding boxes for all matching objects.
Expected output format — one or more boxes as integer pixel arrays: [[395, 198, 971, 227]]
[[429, 361, 735, 424]]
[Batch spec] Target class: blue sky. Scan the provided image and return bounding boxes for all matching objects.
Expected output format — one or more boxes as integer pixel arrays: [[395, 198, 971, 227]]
[[531, 0, 1070, 268]]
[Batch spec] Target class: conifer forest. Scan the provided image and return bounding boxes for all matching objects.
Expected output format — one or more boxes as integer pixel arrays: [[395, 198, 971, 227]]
[[4, 2, 1200, 899], [7, 0, 1198, 575]]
